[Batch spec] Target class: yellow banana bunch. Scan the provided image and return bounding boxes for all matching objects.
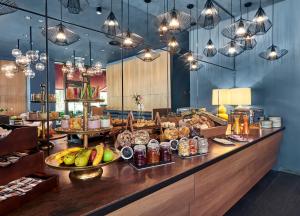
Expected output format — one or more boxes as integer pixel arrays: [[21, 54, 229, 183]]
[[92, 144, 104, 166], [54, 147, 82, 164]]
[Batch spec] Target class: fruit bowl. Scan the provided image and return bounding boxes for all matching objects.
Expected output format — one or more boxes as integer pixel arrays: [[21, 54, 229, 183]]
[[45, 146, 120, 180]]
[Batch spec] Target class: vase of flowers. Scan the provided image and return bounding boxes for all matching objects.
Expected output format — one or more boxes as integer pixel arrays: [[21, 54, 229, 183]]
[[132, 94, 144, 119]]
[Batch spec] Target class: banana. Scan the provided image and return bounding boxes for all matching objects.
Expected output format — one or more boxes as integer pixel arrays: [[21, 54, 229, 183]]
[[54, 147, 82, 162], [92, 143, 104, 166]]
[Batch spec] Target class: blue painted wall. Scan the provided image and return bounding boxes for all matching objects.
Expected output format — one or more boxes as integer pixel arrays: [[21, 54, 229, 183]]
[[190, 0, 300, 174]]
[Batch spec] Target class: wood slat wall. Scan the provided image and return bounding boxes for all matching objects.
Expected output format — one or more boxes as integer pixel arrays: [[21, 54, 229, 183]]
[[0, 60, 26, 115], [106, 51, 171, 112]]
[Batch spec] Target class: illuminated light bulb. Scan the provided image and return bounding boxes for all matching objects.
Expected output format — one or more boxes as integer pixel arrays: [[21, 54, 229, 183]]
[[16, 55, 30, 66], [169, 17, 179, 28], [24, 65, 35, 78], [186, 52, 194, 62], [124, 36, 133, 46], [26, 50, 39, 62], [144, 51, 152, 59], [35, 62, 45, 71], [108, 20, 116, 26], [5, 70, 15, 78], [56, 25, 66, 42], [93, 61, 102, 69], [228, 46, 237, 54], [255, 15, 267, 23], [269, 50, 277, 58], [191, 63, 197, 69], [39, 53, 47, 63], [12, 48, 22, 57], [206, 43, 215, 50], [204, 8, 213, 15]]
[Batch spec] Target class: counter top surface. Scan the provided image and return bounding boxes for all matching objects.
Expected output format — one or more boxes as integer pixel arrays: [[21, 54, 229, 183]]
[[8, 127, 284, 216]]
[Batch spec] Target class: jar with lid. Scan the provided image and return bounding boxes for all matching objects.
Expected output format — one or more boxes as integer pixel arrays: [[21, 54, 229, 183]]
[[160, 142, 172, 162], [178, 138, 190, 157], [147, 140, 160, 164], [188, 139, 198, 155], [134, 145, 147, 167], [61, 115, 70, 129], [194, 137, 208, 154]]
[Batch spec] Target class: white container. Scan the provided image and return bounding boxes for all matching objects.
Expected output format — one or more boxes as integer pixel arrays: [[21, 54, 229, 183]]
[[101, 118, 111, 128], [269, 117, 282, 128], [88, 119, 100, 129]]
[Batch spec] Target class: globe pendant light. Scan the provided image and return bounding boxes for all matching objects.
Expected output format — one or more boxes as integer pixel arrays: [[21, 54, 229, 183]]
[[23, 65, 35, 78], [102, 0, 121, 38], [203, 30, 217, 57], [259, 0, 287, 61], [12, 39, 22, 57], [42, 1, 80, 46], [238, 3, 257, 50], [26, 26, 39, 62], [39, 53, 47, 63], [0, 0, 17, 15], [118, 0, 143, 49], [222, 0, 256, 40], [35, 62, 45, 71], [137, 0, 160, 62], [253, 0, 272, 35], [61, 0, 88, 14], [198, 0, 221, 30], [16, 55, 30, 67]]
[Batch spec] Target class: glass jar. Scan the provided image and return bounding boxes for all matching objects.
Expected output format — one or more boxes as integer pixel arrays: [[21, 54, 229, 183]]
[[147, 140, 160, 164], [160, 142, 172, 162], [178, 138, 190, 157], [188, 139, 198, 155], [134, 145, 147, 167], [195, 137, 208, 154]]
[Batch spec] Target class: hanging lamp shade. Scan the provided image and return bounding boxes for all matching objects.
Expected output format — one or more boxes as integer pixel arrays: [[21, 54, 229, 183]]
[[259, 44, 287, 61], [198, 0, 220, 30], [137, 48, 160, 62], [190, 60, 203, 71], [61, 0, 88, 14], [117, 31, 144, 49], [203, 39, 217, 57], [167, 36, 180, 54], [222, 18, 256, 40], [238, 33, 257, 50], [218, 40, 244, 57], [0, 0, 17, 15], [102, 11, 121, 38], [42, 23, 80, 46], [253, 6, 272, 35]]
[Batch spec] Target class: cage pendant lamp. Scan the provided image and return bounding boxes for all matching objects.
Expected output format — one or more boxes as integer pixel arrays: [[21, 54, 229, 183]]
[[102, 0, 121, 38], [198, 0, 221, 30], [42, 1, 80, 46], [203, 30, 217, 57], [117, 0, 143, 49], [222, 0, 256, 40], [61, 0, 88, 14], [238, 3, 257, 50], [158, 0, 170, 43], [137, 0, 160, 62], [253, 0, 272, 35], [0, 0, 17, 15], [259, 0, 287, 61]]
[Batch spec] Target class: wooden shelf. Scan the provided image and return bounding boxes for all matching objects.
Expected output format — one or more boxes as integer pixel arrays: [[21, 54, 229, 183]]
[[55, 127, 112, 135], [65, 99, 104, 103]]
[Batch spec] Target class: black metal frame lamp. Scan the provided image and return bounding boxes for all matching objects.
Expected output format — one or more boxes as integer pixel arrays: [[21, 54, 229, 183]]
[[102, 0, 121, 39], [61, 0, 89, 14], [137, 0, 160, 62], [203, 30, 217, 57], [0, 0, 17, 15], [259, 0, 287, 61], [198, 0, 221, 30], [253, 0, 272, 35]]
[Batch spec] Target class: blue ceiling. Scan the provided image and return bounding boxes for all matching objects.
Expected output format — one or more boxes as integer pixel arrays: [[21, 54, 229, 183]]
[[0, 0, 283, 66]]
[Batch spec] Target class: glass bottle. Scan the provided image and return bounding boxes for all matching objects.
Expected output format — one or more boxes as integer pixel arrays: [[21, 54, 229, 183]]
[[134, 145, 147, 167]]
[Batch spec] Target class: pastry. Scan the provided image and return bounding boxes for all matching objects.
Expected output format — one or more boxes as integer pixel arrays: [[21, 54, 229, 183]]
[[178, 126, 190, 138], [164, 128, 179, 140], [132, 130, 150, 145]]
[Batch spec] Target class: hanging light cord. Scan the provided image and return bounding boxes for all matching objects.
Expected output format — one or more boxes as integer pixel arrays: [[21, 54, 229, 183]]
[[60, 0, 63, 22], [146, 2, 149, 36], [17, 39, 20, 49], [127, 0, 129, 31], [230, 0, 233, 24], [110, 0, 113, 11], [240, 0, 242, 18], [271, 0, 274, 45], [73, 50, 76, 66], [173, 0, 175, 9], [29, 26, 33, 50]]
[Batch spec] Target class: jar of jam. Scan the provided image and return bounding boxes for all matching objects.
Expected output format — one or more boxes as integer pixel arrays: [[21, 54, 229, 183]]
[[160, 142, 172, 162], [195, 137, 208, 154], [134, 145, 146, 167], [147, 140, 160, 164], [178, 137, 190, 157], [188, 139, 198, 155]]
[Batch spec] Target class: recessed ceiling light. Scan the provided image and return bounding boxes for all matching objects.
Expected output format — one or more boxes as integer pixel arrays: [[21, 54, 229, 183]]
[[100, 49, 105, 52], [84, 33, 89, 37], [25, 15, 32, 20], [38, 19, 44, 23], [65, 47, 68, 50], [96, 7, 102, 15]]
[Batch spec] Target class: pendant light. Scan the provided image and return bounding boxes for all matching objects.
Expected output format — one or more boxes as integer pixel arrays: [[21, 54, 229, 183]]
[[238, 2, 257, 50], [137, 0, 160, 62], [198, 0, 220, 30], [259, 0, 287, 61], [0, 0, 17, 15], [182, 4, 200, 63], [158, 0, 169, 43], [190, 0, 202, 71], [118, 0, 144, 49], [42, 1, 80, 46], [222, 0, 256, 40], [219, 0, 244, 57], [167, 36, 180, 54], [102, 0, 121, 38], [61, 0, 88, 14], [26, 26, 39, 62], [23, 65, 35, 78], [253, 0, 272, 35], [39, 53, 47, 63], [203, 30, 217, 57], [12, 39, 22, 57]]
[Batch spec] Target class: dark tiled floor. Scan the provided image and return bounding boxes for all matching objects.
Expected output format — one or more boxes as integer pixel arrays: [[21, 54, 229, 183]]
[[226, 171, 300, 216]]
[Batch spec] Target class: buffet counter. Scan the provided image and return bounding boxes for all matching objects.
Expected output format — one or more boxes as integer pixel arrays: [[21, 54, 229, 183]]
[[8, 127, 284, 216]]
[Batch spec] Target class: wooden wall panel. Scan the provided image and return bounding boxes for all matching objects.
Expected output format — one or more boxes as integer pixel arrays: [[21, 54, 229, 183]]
[[0, 60, 26, 115], [108, 175, 194, 216], [106, 51, 170, 111]]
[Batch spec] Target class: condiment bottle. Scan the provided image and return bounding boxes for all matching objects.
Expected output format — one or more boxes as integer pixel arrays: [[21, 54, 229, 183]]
[[134, 145, 147, 167], [160, 142, 172, 162], [147, 140, 160, 164]]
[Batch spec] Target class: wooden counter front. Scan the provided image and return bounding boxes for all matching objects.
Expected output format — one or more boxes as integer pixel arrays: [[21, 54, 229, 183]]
[[8, 128, 283, 216]]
